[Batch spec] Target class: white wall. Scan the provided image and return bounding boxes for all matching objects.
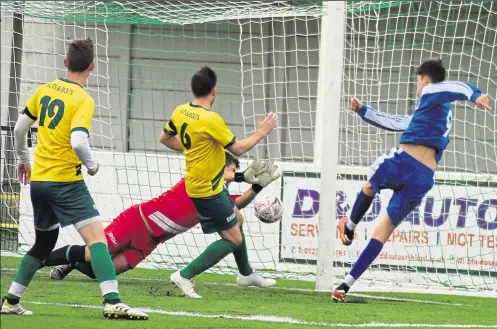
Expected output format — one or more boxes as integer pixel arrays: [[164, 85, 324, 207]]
[[126, 19, 320, 162]]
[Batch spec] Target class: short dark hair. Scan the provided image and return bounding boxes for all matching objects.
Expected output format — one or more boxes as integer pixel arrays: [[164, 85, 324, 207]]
[[225, 151, 240, 169], [66, 38, 94, 72], [416, 58, 446, 83], [191, 66, 217, 97]]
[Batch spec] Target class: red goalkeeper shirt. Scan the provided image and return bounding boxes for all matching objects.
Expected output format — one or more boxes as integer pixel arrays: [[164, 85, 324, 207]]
[[140, 178, 241, 242]]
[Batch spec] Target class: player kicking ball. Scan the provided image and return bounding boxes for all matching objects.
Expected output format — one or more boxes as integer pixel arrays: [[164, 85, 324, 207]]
[[1, 38, 147, 319], [333, 58, 492, 303], [161, 66, 278, 298], [46, 152, 279, 291]]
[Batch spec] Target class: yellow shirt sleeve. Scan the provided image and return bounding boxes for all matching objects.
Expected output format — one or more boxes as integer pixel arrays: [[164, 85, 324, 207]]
[[163, 120, 178, 136], [206, 113, 236, 147], [23, 86, 42, 120], [71, 96, 95, 136]]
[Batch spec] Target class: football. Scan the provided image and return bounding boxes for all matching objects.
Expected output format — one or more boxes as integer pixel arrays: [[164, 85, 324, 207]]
[[254, 196, 283, 224]]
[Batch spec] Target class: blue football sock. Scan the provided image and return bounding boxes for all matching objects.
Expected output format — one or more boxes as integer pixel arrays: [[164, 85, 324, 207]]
[[343, 238, 384, 288], [347, 190, 374, 230]]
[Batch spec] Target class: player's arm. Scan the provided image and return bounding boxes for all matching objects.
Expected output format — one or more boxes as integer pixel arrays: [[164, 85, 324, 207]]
[[14, 111, 37, 165], [350, 97, 411, 132], [14, 88, 40, 165], [234, 186, 261, 210], [421, 81, 492, 110], [159, 120, 184, 152], [215, 113, 277, 156], [71, 96, 99, 175]]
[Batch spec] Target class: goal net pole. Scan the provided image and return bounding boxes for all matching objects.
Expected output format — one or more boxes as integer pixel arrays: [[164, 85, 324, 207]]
[[315, 1, 346, 292]]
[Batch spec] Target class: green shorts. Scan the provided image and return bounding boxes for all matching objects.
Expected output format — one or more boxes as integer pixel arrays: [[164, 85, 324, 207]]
[[30, 180, 99, 231], [191, 188, 236, 234]]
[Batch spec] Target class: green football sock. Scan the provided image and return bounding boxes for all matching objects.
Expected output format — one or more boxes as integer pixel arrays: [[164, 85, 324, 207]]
[[180, 239, 237, 280], [89, 242, 120, 302], [7, 253, 43, 303], [233, 226, 253, 276]]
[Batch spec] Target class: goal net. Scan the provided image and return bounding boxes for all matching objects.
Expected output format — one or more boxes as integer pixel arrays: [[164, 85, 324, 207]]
[[1, 1, 495, 295]]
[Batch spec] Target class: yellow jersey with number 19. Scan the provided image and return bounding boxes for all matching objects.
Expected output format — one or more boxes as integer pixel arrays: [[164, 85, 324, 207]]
[[164, 103, 235, 198], [24, 78, 95, 182]]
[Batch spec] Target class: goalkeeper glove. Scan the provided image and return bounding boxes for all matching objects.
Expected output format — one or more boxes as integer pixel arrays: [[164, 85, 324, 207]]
[[234, 159, 265, 184], [256, 161, 280, 188]]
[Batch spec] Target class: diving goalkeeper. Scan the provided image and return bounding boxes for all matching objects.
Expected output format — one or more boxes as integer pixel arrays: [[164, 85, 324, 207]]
[[45, 152, 279, 289]]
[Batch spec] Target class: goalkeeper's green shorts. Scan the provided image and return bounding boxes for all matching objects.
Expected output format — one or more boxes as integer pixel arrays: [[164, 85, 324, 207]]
[[30, 180, 100, 231], [191, 188, 237, 234]]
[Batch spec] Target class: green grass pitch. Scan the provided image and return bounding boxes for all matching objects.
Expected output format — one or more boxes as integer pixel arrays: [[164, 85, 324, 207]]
[[1, 256, 496, 329]]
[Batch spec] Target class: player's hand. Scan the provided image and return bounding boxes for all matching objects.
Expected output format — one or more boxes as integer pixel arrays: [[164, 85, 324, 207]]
[[257, 112, 278, 136], [350, 97, 363, 112], [256, 161, 281, 188], [17, 162, 31, 185], [242, 160, 266, 184], [475, 94, 492, 111], [87, 163, 99, 176]]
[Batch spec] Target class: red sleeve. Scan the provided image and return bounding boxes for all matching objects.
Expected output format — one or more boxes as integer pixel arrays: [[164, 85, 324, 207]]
[[231, 194, 241, 202]]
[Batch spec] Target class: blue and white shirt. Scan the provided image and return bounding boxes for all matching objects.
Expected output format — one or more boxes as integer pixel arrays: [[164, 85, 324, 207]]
[[357, 81, 482, 162]]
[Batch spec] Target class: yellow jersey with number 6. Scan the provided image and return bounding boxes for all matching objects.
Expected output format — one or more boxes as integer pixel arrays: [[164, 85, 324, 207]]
[[164, 103, 235, 198], [24, 78, 94, 182]]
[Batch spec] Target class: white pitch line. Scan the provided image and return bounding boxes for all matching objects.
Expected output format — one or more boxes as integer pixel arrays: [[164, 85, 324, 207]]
[[0, 267, 469, 306], [202, 282, 469, 306], [24, 301, 495, 328]]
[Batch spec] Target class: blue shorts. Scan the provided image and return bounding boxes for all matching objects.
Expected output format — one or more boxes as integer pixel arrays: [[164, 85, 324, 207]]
[[368, 148, 435, 226]]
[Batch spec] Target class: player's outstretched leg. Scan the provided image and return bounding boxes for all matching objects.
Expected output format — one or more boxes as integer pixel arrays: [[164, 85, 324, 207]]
[[51, 251, 132, 281], [45, 244, 86, 280], [338, 182, 375, 246], [51, 261, 105, 280], [234, 226, 276, 288], [44, 244, 86, 280], [332, 214, 394, 303], [1, 228, 59, 315], [77, 220, 148, 320], [44, 244, 87, 267]]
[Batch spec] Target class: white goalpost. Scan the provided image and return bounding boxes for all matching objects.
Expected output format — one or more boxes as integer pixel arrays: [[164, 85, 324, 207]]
[[315, 1, 345, 292], [0, 1, 496, 297]]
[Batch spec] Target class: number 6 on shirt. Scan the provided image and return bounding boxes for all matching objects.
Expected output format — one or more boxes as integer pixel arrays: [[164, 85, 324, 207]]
[[180, 122, 192, 149]]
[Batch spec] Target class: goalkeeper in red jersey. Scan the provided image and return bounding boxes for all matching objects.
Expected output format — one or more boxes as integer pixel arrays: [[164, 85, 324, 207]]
[[45, 152, 279, 288]]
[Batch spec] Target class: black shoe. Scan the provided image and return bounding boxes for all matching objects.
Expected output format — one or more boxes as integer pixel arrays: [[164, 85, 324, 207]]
[[50, 265, 73, 280]]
